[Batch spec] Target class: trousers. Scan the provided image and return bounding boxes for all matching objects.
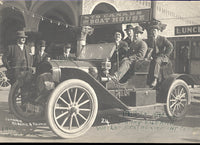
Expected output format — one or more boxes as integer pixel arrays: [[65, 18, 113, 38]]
[[114, 58, 135, 81], [153, 55, 169, 78]]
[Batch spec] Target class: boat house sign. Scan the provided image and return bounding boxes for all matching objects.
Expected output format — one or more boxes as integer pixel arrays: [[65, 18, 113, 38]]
[[80, 9, 151, 26], [175, 25, 200, 35]]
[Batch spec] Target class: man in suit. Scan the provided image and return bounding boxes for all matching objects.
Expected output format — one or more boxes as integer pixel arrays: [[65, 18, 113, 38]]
[[57, 43, 75, 60], [2, 30, 34, 85], [150, 25, 174, 87], [110, 31, 129, 74], [108, 26, 148, 82], [124, 25, 135, 47], [34, 40, 49, 67]]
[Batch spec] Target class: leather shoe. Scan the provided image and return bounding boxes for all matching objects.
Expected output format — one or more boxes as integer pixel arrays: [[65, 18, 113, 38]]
[[107, 74, 118, 83]]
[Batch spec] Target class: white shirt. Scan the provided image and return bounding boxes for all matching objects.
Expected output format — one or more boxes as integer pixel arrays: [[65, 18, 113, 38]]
[[17, 44, 24, 51], [40, 51, 44, 57]]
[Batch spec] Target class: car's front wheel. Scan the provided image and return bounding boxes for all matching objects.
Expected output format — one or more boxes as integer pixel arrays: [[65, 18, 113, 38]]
[[46, 79, 98, 138]]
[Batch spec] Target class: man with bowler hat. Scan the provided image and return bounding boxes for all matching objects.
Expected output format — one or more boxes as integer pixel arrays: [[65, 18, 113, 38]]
[[2, 30, 34, 85], [34, 40, 49, 67], [57, 43, 75, 60], [124, 24, 135, 47], [108, 26, 148, 83]]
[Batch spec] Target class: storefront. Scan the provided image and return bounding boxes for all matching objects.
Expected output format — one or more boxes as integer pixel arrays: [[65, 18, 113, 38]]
[[0, 0, 81, 54], [0, 0, 199, 58], [168, 25, 200, 75]]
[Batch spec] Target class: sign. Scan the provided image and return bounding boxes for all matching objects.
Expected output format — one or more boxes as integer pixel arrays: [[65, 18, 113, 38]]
[[175, 25, 200, 35], [80, 9, 151, 26]]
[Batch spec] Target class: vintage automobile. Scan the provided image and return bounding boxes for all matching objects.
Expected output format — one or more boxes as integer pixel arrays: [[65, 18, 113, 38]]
[[0, 54, 11, 90], [8, 39, 199, 139]]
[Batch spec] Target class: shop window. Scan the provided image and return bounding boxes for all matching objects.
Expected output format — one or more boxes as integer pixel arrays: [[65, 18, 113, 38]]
[[191, 41, 200, 59]]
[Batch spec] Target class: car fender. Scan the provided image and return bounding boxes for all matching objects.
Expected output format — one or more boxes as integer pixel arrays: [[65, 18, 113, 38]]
[[158, 73, 194, 103], [58, 68, 129, 110]]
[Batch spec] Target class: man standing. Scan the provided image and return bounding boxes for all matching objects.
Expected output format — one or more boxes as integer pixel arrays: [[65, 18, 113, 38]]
[[124, 25, 135, 47], [2, 30, 34, 85], [57, 43, 75, 60], [34, 40, 49, 67], [108, 26, 148, 82], [150, 25, 174, 87]]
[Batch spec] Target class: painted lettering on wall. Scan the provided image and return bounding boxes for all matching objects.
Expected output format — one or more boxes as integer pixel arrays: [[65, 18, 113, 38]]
[[80, 9, 151, 26]]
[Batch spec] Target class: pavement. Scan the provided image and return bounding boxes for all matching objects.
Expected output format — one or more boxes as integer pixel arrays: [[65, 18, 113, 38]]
[[0, 89, 200, 143]]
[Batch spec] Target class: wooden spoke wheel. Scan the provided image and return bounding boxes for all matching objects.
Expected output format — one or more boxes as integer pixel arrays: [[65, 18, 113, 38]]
[[8, 81, 45, 122], [46, 79, 98, 139], [165, 79, 190, 121], [0, 71, 10, 90]]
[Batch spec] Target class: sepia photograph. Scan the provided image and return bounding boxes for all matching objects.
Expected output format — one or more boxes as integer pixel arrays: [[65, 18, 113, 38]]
[[0, 0, 200, 143]]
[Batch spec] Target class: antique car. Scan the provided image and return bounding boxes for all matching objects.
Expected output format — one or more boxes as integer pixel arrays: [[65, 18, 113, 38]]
[[8, 40, 199, 139], [0, 54, 11, 90]]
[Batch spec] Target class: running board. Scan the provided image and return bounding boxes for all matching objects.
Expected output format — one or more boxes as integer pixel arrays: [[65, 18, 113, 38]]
[[190, 87, 200, 103]]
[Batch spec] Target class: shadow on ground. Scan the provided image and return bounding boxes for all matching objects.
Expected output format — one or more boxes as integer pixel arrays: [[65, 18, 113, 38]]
[[1, 101, 200, 140]]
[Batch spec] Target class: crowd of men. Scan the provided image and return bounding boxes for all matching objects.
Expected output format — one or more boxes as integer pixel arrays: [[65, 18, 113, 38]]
[[109, 24, 173, 87], [2, 30, 75, 85], [2, 23, 173, 88]]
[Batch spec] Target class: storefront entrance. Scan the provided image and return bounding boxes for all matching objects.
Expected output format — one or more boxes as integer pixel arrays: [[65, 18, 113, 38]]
[[176, 41, 190, 74]]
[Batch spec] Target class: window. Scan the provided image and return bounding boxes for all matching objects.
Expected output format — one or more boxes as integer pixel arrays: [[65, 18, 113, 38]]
[[191, 41, 200, 59]]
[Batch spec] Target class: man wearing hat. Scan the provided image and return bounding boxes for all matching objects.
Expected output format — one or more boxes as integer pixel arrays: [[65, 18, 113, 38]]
[[124, 25, 135, 47], [108, 26, 148, 83], [57, 43, 75, 60], [110, 31, 129, 74], [34, 40, 49, 67], [149, 24, 174, 87], [2, 30, 34, 85]]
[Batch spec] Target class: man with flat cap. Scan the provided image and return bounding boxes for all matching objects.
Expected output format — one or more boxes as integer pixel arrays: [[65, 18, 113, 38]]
[[2, 30, 34, 85], [149, 24, 174, 87], [108, 26, 148, 82]]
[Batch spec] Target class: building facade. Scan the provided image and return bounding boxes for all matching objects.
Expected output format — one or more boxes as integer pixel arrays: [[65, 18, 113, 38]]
[[0, 0, 200, 73]]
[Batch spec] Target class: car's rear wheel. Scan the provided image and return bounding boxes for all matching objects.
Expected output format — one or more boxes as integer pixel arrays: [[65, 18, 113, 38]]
[[46, 79, 98, 138], [8, 80, 45, 122], [165, 79, 190, 121]]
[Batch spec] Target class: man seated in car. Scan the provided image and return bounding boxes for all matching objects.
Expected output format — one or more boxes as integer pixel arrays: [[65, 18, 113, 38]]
[[108, 26, 148, 83], [110, 31, 129, 74], [56, 43, 75, 60], [149, 24, 174, 87]]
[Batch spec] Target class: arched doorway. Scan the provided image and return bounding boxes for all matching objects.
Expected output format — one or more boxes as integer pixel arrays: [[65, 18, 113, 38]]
[[0, 7, 25, 52], [37, 1, 77, 58], [87, 3, 122, 44]]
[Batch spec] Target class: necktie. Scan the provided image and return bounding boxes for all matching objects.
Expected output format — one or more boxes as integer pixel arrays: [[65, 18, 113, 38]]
[[153, 38, 159, 57], [116, 42, 119, 71]]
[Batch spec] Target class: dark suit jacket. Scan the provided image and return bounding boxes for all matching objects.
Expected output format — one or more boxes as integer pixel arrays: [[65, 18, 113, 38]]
[[34, 51, 49, 67], [56, 53, 76, 60], [128, 39, 148, 61], [124, 37, 133, 47], [110, 40, 129, 64], [2, 44, 33, 69], [152, 35, 173, 58]]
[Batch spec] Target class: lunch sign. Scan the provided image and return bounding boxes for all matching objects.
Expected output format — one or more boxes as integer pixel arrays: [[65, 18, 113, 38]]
[[80, 9, 151, 26], [175, 25, 200, 35]]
